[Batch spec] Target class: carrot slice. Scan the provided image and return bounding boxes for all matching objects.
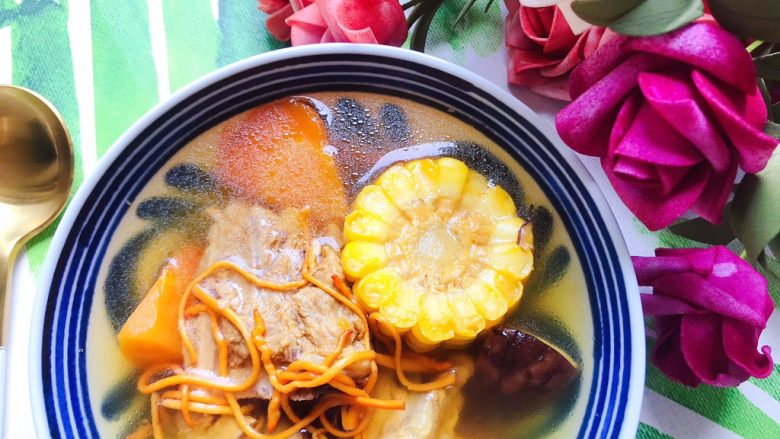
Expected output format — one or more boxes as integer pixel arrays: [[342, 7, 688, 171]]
[[217, 99, 347, 227], [118, 245, 203, 367]]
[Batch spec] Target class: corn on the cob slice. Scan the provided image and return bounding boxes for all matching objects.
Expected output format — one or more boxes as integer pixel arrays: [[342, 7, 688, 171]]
[[342, 158, 533, 351]]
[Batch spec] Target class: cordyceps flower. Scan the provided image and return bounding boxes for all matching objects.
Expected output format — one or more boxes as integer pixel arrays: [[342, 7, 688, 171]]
[[504, 0, 611, 100], [634, 247, 774, 387], [556, 22, 779, 231], [341, 158, 534, 352], [286, 0, 408, 46]]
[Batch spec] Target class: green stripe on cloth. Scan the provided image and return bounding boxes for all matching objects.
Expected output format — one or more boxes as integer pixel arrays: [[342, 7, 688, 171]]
[[162, 0, 219, 92], [637, 422, 673, 439], [11, 0, 83, 277], [91, 0, 159, 157], [217, 0, 285, 67], [645, 338, 780, 438], [750, 364, 780, 402]]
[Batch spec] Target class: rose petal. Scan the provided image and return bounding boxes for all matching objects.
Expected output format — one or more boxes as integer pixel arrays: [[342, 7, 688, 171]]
[[602, 154, 707, 231], [287, 3, 327, 46], [612, 103, 703, 167], [508, 50, 560, 85], [520, 6, 557, 49], [557, 0, 592, 35], [638, 70, 732, 172], [650, 272, 767, 327], [693, 71, 778, 173], [703, 247, 774, 323], [612, 156, 657, 183], [690, 160, 736, 224], [633, 255, 695, 284], [656, 247, 717, 275], [557, 54, 660, 156], [625, 22, 756, 93], [641, 293, 702, 316], [567, 34, 632, 99], [722, 320, 774, 381], [529, 78, 572, 101], [653, 315, 701, 386], [265, 4, 295, 41], [680, 313, 741, 386]]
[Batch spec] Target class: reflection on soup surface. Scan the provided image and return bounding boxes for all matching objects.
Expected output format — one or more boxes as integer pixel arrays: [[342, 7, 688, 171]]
[[89, 93, 593, 439]]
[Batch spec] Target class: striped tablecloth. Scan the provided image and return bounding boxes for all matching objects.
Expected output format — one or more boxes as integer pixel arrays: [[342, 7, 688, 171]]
[[2, 1, 778, 437]]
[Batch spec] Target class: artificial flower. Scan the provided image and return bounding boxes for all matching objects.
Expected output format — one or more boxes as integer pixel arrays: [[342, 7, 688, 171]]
[[519, 0, 592, 35], [286, 0, 408, 47], [556, 22, 779, 231], [259, 0, 309, 42], [505, 0, 609, 100], [634, 246, 774, 387]]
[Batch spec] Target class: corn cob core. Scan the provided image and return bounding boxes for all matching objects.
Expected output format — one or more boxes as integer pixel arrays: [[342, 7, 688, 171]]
[[342, 158, 534, 351]]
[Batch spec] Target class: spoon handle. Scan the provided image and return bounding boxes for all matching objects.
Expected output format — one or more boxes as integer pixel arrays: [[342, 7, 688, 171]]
[[0, 240, 17, 431]]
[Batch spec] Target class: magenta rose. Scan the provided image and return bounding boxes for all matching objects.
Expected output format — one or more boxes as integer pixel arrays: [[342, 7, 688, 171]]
[[634, 247, 774, 387], [556, 22, 779, 231], [505, 0, 609, 101], [286, 0, 407, 46]]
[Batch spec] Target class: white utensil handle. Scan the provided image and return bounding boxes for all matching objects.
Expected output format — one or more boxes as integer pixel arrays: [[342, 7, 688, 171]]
[[0, 345, 6, 431]]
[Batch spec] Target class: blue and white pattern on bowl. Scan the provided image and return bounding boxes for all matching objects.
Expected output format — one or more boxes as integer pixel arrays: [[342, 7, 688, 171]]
[[30, 44, 644, 439]]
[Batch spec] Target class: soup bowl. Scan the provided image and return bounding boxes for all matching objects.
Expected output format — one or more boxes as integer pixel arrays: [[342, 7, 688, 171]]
[[30, 44, 644, 438]]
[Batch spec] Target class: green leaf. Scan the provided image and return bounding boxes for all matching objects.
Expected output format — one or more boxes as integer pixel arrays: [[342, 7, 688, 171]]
[[709, 0, 780, 42], [668, 216, 736, 245], [607, 0, 703, 37], [729, 149, 780, 261], [755, 52, 780, 81], [766, 120, 780, 137], [571, 0, 644, 27]]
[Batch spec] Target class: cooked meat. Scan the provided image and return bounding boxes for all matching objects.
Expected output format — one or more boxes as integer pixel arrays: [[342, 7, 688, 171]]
[[184, 203, 369, 400], [476, 326, 578, 396], [362, 356, 474, 439]]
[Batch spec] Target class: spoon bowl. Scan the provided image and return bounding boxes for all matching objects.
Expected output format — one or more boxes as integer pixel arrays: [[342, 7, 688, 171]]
[[0, 86, 73, 255], [0, 86, 73, 428]]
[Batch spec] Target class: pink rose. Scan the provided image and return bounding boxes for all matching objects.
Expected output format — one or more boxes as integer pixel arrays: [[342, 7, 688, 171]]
[[556, 22, 779, 231], [505, 0, 608, 101], [286, 0, 408, 47], [259, 0, 310, 42], [634, 247, 774, 387]]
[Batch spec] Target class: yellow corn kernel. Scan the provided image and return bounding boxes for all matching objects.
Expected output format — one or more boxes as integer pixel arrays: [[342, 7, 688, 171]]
[[485, 243, 534, 281], [342, 241, 388, 280], [344, 210, 392, 243], [481, 185, 517, 219], [375, 165, 419, 211], [435, 157, 469, 200], [459, 171, 490, 211], [379, 281, 422, 331], [490, 217, 526, 245], [353, 185, 402, 225], [478, 268, 523, 308], [447, 288, 486, 340], [354, 268, 402, 311], [404, 159, 439, 203], [414, 293, 455, 344], [465, 279, 508, 326]]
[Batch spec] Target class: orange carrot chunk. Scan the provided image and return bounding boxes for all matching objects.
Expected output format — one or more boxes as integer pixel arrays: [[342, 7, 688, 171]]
[[217, 99, 347, 227], [118, 245, 203, 367]]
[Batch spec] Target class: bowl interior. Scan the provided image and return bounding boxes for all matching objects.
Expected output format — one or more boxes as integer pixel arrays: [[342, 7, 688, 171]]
[[32, 45, 643, 439]]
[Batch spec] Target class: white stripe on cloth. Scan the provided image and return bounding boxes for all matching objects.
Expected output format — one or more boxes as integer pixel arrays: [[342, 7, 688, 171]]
[[67, 0, 97, 173], [147, 0, 170, 100], [0, 27, 11, 84], [640, 388, 742, 439], [739, 381, 780, 424]]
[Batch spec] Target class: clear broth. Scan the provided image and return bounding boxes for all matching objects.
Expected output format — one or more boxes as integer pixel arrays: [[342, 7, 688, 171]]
[[88, 92, 594, 438]]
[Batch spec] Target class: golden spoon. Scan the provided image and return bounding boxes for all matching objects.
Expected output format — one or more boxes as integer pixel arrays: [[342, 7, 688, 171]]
[[0, 85, 74, 423]]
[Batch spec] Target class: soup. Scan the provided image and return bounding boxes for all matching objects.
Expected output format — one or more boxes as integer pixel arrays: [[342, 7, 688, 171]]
[[88, 93, 593, 439]]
